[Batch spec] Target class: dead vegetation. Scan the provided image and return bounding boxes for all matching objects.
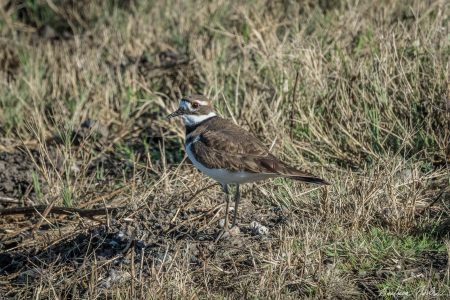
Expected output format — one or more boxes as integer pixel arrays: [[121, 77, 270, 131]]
[[0, 0, 449, 298]]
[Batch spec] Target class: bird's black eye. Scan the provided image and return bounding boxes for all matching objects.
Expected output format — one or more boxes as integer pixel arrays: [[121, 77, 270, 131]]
[[192, 102, 199, 109]]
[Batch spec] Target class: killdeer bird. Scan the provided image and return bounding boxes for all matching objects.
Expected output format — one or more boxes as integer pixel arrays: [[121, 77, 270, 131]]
[[168, 95, 328, 236]]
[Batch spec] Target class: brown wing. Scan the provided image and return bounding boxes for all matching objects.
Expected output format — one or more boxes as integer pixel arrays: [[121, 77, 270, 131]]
[[199, 117, 270, 157], [189, 118, 329, 184], [191, 137, 281, 173]]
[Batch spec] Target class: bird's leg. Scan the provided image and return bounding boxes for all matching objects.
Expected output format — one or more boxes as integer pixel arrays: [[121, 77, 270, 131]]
[[215, 184, 230, 242], [223, 184, 230, 231], [232, 184, 240, 228]]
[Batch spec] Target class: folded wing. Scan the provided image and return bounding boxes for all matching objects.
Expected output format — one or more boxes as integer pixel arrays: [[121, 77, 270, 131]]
[[190, 118, 328, 185]]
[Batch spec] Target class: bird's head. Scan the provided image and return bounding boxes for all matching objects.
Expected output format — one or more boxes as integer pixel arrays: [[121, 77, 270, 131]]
[[167, 95, 216, 127]]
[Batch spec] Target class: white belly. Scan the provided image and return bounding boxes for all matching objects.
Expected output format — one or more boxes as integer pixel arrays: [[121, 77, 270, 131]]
[[185, 142, 275, 185]]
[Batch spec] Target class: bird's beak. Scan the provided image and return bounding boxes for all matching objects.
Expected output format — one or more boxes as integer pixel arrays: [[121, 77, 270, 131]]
[[167, 107, 186, 119]]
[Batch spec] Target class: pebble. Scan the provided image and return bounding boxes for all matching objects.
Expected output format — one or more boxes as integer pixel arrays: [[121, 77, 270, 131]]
[[99, 269, 131, 288], [218, 219, 227, 228], [250, 221, 269, 236]]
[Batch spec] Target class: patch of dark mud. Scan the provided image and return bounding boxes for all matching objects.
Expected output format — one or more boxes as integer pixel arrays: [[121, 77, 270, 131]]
[[116, 49, 205, 99], [417, 250, 448, 273], [4, 0, 137, 41], [0, 43, 20, 81], [0, 149, 44, 203], [5, 0, 85, 40]]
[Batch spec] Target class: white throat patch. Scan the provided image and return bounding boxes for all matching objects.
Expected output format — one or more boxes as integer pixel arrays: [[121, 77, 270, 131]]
[[182, 112, 216, 127]]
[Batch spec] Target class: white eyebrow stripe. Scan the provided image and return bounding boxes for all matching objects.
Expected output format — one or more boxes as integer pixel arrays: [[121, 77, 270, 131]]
[[196, 100, 209, 106]]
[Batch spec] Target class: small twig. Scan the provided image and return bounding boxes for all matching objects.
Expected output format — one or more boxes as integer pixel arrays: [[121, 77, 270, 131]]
[[0, 195, 34, 206], [167, 203, 224, 234], [139, 247, 145, 297], [120, 234, 135, 255], [185, 182, 219, 205], [131, 239, 136, 297], [33, 197, 57, 231], [290, 70, 300, 140], [0, 196, 22, 204], [418, 190, 446, 216], [0, 205, 124, 217], [79, 186, 128, 209]]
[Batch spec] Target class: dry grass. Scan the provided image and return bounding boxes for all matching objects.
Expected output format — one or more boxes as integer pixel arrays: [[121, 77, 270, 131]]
[[0, 0, 449, 299]]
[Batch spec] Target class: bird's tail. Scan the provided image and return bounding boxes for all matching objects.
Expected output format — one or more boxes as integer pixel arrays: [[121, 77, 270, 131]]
[[257, 156, 330, 185], [279, 162, 330, 185], [285, 174, 329, 185]]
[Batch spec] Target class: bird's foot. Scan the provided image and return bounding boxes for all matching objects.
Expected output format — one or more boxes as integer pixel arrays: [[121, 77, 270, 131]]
[[229, 226, 240, 235], [215, 222, 241, 242], [215, 229, 229, 242]]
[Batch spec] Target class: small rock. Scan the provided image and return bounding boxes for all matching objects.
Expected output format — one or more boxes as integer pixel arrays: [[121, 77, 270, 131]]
[[151, 250, 172, 265], [17, 268, 43, 283], [187, 243, 199, 256], [38, 25, 57, 39], [250, 221, 269, 236], [99, 269, 131, 288], [218, 219, 227, 228], [70, 162, 80, 173], [398, 169, 413, 182], [81, 119, 94, 129]]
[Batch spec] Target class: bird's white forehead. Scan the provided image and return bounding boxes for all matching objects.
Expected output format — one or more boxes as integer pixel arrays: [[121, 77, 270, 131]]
[[180, 99, 190, 109]]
